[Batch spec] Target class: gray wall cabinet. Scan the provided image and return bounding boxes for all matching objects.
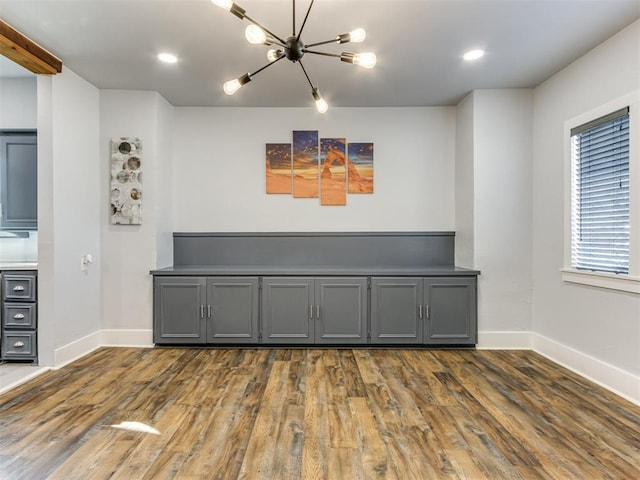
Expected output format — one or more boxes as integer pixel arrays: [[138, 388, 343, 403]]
[[371, 277, 477, 345], [260, 277, 368, 345], [0, 133, 37, 230], [154, 277, 259, 344]]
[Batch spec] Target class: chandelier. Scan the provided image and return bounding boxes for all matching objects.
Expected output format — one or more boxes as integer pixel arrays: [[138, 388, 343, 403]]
[[211, 0, 377, 113]]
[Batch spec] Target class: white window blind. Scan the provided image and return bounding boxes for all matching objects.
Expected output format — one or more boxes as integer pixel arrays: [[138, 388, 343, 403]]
[[570, 107, 630, 274]]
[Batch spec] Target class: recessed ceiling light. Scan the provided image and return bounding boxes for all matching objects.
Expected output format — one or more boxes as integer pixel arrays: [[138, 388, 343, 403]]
[[463, 49, 485, 61], [158, 53, 178, 64]]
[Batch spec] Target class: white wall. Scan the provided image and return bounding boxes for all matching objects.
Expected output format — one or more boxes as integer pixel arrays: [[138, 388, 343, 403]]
[[454, 93, 474, 268], [100, 90, 174, 340], [37, 68, 101, 365], [0, 76, 37, 129], [473, 90, 534, 341], [172, 107, 456, 232], [532, 20, 640, 402]]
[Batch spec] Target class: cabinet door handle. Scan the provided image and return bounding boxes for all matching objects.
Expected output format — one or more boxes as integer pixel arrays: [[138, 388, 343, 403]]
[[14, 313, 25, 319], [425, 305, 430, 319], [200, 305, 205, 319], [316, 305, 320, 319], [418, 305, 423, 319], [207, 305, 212, 319], [13, 285, 25, 292], [13, 341, 25, 348], [309, 305, 314, 319]]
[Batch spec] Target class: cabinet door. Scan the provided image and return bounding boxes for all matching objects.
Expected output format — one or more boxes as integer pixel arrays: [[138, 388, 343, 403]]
[[1, 134, 37, 229], [370, 278, 423, 344], [424, 277, 477, 345], [153, 277, 206, 344], [206, 277, 259, 343], [261, 277, 314, 344], [314, 277, 367, 344]]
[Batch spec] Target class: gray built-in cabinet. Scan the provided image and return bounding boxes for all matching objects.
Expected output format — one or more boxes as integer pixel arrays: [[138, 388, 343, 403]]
[[371, 277, 476, 345], [262, 277, 367, 345], [151, 232, 480, 347], [1, 271, 38, 362], [154, 277, 259, 344]]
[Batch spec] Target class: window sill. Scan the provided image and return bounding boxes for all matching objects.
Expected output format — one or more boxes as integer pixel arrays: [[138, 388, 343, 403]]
[[561, 269, 640, 294]]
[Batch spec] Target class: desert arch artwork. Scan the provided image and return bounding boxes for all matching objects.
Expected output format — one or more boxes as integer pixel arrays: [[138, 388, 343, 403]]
[[320, 138, 347, 206], [266, 131, 373, 206]]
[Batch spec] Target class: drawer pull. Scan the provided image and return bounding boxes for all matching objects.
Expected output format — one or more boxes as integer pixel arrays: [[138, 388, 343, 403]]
[[13, 341, 25, 348], [14, 313, 25, 319], [13, 285, 25, 292]]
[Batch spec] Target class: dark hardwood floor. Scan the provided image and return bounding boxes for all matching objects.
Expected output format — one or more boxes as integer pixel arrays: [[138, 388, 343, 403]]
[[0, 347, 638, 479]]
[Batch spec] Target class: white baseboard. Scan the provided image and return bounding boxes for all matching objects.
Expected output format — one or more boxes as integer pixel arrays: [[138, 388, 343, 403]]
[[477, 331, 532, 349], [54, 330, 102, 369], [533, 333, 640, 406], [53, 329, 153, 369], [101, 329, 153, 347]]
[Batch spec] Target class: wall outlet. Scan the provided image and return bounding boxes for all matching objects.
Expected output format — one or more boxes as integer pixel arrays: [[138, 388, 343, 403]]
[[81, 254, 93, 271]]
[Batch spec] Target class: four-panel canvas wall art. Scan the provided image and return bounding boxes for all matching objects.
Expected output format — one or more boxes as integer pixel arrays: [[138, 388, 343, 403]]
[[266, 130, 373, 206]]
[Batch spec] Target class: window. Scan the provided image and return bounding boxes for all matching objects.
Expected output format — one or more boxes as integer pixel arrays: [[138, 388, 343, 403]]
[[570, 108, 629, 274], [563, 92, 640, 294]]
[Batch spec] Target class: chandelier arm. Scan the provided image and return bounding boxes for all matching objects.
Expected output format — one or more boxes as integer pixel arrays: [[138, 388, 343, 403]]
[[305, 38, 339, 49], [296, 0, 315, 42], [304, 49, 341, 59], [298, 60, 315, 89], [249, 55, 285, 78], [244, 14, 286, 44], [267, 38, 287, 49]]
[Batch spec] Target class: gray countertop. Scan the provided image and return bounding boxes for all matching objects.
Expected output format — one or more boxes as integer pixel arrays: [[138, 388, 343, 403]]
[[150, 265, 480, 276], [0, 262, 38, 271]]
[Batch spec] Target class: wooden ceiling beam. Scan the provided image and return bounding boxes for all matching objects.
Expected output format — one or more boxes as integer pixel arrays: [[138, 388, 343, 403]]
[[0, 20, 62, 75]]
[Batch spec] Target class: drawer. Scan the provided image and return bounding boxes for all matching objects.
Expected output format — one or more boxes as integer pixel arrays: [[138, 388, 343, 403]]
[[2, 331, 36, 359], [3, 303, 37, 329], [3, 273, 37, 302]]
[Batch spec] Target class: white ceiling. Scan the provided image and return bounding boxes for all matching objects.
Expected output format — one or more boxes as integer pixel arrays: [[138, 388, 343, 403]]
[[0, 0, 638, 107]]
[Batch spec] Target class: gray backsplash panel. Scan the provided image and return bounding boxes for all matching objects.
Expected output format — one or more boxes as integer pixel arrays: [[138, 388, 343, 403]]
[[173, 232, 455, 268]]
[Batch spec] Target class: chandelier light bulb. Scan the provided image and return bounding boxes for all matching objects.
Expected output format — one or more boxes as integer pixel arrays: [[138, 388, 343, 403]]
[[223, 73, 251, 95], [353, 52, 377, 69], [315, 97, 329, 113], [211, 0, 233, 11], [245, 25, 267, 44], [312, 88, 328, 113], [349, 28, 366, 43], [223, 79, 242, 95], [267, 49, 283, 62]]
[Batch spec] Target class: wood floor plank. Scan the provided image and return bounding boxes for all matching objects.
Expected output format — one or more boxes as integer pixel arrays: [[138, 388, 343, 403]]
[[0, 347, 638, 480]]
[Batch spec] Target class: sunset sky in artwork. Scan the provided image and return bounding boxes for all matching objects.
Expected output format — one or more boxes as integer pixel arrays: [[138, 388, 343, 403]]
[[348, 143, 374, 165], [266, 144, 291, 169], [293, 130, 319, 168], [320, 138, 346, 159]]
